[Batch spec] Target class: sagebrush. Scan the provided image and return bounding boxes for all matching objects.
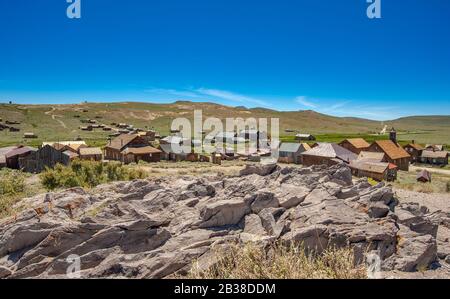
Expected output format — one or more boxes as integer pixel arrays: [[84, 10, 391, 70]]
[[40, 159, 148, 190], [188, 242, 367, 279]]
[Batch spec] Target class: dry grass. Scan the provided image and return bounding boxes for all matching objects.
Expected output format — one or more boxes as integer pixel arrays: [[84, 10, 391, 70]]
[[393, 171, 450, 194], [188, 242, 367, 279], [0, 169, 44, 219]]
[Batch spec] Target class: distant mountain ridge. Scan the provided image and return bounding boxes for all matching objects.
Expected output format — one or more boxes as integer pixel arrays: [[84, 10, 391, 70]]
[[1, 101, 449, 146]]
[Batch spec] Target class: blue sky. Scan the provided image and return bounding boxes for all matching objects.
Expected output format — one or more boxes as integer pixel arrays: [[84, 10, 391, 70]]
[[0, 0, 449, 120]]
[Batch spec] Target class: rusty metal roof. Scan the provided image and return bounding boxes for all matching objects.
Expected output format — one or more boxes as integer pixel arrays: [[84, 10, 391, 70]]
[[341, 138, 370, 149], [371, 140, 410, 160]]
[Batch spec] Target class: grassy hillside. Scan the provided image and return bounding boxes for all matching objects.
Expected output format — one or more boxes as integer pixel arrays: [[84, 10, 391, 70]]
[[0, 101, 449, 147]]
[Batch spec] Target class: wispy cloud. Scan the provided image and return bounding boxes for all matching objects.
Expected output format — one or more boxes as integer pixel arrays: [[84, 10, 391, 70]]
[[295, 96, 317, 109], [143, 88, 201, 99], [143, 87, 272, 108], [294, 96, 399, 120], [195, 88, 271, 107]]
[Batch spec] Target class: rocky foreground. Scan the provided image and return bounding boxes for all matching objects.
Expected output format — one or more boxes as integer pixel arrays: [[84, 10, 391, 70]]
[[1, 163, 449, 279]]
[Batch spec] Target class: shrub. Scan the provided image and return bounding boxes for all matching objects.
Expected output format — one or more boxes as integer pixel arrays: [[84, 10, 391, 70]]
[[40, 160, 148, 191], [0, 169, 28, 218], [0, 169, 26, 196], [188, 242, 367, 279]]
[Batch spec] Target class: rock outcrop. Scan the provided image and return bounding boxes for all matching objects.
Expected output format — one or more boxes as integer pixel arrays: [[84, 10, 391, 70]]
[[0, 164, 447, 278]]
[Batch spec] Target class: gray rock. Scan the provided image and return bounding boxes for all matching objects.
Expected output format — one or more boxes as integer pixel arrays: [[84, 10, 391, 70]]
[[274, 185, 309, 209], [200, 199, 250, 228], [368, 202, 390, 218], [250, 191, 279, 214], [240, 163, 279, 177], [0, 266, 12, 278]]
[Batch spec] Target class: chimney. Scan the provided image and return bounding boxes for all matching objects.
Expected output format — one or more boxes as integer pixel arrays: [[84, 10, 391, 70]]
[[389, 128, 397, 144]]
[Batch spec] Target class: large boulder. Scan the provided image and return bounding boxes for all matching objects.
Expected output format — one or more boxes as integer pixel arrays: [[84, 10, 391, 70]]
[[199, 199, 250, 228]]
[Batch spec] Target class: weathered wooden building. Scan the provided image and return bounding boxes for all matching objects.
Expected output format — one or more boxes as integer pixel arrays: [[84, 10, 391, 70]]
[[0, 146, 18, 168], [419, 150, 449, 165], [105, 134, 161, 163], [349, 160, 398, 182], [278, 143, 311, 164], [295, 134, 316, 141], [20, 145, 72, 173], [425, 144, 445, 152], [338, 138, 370, 154], [301, 143, 357, 167], [403, 143, 424, 162], [417, 169, 432, 183], [367, 140, 411, 171], [79, 147, 103, 161], [4, 146, 36, 169]]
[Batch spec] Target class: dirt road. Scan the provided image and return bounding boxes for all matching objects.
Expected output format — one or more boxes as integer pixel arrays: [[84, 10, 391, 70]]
[[410, 165, 450, 176]]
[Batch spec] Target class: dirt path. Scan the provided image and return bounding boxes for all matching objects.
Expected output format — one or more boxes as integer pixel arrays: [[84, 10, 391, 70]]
[[45, 107, 67, 129], [410, 165, 450, 176]]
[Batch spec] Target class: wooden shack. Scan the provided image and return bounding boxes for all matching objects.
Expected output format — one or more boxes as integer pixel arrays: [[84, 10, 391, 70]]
[[419, 150, 449, 165], [21, 145, 73, 173], [295, 134, 316, 141], [4, 146, 36, 169], [79, 147, 103, 161], [417, 169, 432, 183], [23, 133, 38, 139], [338, 138, 370, 154], [278, 143, 311, 164], [301, 143, 357, 167], [367, 140, 411, 171], [403, 143, 424, 162], [349, 160, 398, 182], [105, 134, 161, 163]]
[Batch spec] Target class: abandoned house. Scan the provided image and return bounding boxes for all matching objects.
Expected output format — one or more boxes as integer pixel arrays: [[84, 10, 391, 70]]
[[295, 134, 316, 141], [357, 151, 385, 163], [416, 169, 431, 183], [403, 143, 424, 162], [425, 144, 445, 152], [301, 143, 357, 167], [0, 146, 19, 168], [138, 130, 157, 142], [79, 147, 103, 161], [368, 140, 411, 171], [417, 169, 432, 183], [23, 132, 38, 139], [367, 130, 411, 171], [215, 132, 238, 144], [105, 134, 161, 163], [3, 146, 36, 169], [278, 143, 311, 164], [338, 138, 370, 154], [349, 160, 398, 182], [419, 150, 449, 165], [159, 143, 190, 161], [20, 145, 72, 173], [43, 141, 88, 154]]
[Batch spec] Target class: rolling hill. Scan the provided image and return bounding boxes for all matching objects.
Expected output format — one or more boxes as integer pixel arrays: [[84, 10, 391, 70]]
[[1, 101, 449, 147]]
